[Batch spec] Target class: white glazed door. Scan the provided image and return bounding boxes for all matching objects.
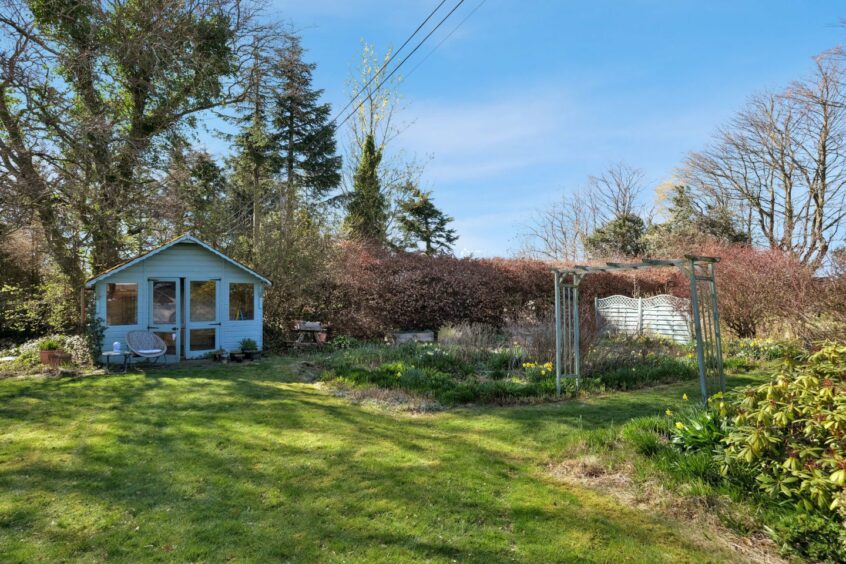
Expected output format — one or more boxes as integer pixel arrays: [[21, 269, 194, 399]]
[[185, 279, 219, 358]]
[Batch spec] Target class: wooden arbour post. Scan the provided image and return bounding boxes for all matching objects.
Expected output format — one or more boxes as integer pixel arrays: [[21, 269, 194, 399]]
[[552, 256, 724, 402]]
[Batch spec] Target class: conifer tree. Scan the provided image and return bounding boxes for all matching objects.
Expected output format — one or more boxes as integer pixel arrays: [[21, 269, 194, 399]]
[[345, 134, 388, 242], [397, 187, 458, 255], [272, 33, 341, 232]]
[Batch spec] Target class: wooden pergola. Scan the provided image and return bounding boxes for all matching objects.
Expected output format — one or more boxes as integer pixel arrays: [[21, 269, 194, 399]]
[[552, 255, 725, 402]]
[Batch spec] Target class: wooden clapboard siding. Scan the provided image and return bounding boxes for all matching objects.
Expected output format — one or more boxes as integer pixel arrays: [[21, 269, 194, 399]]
[[93, 241, 266, 362]]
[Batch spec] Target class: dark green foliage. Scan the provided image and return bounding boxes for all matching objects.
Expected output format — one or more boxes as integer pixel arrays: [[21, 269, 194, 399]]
[[597, 356, 696, 390], [38, 338, 61, 351], [628, 343, 846, 561], [159, 147, 230, 242], [768, 512, 846, 562], [585, 213, 646, 258], [397, 187, 458, 255], [670, 407, 725, 452], [645, 185, 750, 254], [621, 416, 670, 456], [322, 343, 695, 406], [330, 335, 360, 350], [84, 315, 106, 365], [272, 34, 342, 212], [345, 134, 388, 242], [239, 338, 258, 351]]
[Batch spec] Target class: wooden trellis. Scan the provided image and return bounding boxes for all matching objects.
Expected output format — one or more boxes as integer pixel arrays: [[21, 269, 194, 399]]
[[552, 255, 725, 402]]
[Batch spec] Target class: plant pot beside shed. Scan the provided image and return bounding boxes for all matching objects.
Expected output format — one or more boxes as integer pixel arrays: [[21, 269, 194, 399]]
[[238, 339, 259, 361], [40, 349, 71, 368]]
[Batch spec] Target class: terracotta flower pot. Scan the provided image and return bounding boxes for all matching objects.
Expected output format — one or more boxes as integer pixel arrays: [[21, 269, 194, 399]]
[[40, 349, 71, 368]]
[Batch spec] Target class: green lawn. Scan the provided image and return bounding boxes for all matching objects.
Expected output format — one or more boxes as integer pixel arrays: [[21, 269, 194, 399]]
[[0, 357, 766, 562]]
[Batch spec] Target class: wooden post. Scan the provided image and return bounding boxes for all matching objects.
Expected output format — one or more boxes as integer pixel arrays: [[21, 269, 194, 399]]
[[554, 271, 561, 396], [687, 259, 709, 403]]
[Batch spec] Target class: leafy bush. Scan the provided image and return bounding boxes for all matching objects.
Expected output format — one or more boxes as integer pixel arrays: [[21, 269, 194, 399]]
[[2, 334, 94, 371], [653, 342, 846, 561], [331, 335, 360, 350], [63, 335, 91, 366], [767, 511, 846, 562], [670, 403, 726, 452], [239, 338, 258, 351], [726, 338, 804, 362], [598, 356, 696, 390], [38, 338, 62, 351], [718, 342, 846, 513], [485, 348, 523, 374]]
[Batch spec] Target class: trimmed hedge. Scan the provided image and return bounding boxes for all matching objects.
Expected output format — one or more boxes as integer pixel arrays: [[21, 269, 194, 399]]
[[328, 242, 683, 339]]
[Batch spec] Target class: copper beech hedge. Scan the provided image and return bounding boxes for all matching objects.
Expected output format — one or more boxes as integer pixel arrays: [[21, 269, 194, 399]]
[[261, 241, 826, 342], [326, 243, 684, 339]]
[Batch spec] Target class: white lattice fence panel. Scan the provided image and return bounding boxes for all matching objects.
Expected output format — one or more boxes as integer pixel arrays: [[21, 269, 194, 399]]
[[595, 294, 691, 343]]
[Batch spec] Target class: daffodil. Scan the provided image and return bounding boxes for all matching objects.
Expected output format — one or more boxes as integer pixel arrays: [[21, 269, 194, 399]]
[[675, 421, 685, 430], [682, 393, 688, 401], [665, 409, 673, 417]]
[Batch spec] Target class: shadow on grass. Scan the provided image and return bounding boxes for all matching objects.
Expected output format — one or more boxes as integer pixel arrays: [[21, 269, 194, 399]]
[[0, 358, 752, 561]]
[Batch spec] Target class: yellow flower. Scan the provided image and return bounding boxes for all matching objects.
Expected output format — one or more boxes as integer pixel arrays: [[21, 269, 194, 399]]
[[675, 421, 685, 430], [665, 409, 673, 417], [682, 393, 689, 401]]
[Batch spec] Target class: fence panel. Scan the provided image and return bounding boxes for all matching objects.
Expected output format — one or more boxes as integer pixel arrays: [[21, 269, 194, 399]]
[[595, 294, 691, 343]]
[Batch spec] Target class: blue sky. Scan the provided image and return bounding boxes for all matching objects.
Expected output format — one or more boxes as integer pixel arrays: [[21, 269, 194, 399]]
[[228, 0, 846, 256]]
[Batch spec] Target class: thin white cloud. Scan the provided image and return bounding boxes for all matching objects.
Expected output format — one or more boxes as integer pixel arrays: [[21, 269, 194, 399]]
[[395, 86, 578, 183]]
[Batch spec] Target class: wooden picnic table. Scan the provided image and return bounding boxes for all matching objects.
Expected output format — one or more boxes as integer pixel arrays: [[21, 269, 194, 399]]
[[291, 321, 331, 347]]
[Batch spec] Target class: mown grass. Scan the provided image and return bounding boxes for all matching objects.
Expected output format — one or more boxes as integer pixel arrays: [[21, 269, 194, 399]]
[[0, 356, 768, 562]]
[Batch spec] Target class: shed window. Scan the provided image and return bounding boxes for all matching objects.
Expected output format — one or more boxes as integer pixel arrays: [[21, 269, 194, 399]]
[[106, 283, 137, 325], [190, 280, 217, 322], [229, 283, 254, 320]]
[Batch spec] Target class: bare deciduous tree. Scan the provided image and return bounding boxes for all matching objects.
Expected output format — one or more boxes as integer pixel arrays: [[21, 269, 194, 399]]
[[518, 162, 647, 261], [684, 52, 846, 268], [589, 162, 646, 223]]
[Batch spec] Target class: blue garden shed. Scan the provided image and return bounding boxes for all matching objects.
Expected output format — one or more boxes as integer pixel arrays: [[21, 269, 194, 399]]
[[85, 235, 271, 362]]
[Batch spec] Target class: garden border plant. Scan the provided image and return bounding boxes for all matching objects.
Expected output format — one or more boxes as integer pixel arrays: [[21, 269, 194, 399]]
[[605, 340, 846, 561]]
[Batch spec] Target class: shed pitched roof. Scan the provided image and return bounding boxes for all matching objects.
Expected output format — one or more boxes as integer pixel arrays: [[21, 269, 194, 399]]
[[85, 235, 271, 287]]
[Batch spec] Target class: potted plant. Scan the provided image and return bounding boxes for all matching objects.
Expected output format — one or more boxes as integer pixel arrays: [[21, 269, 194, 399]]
[[239, 338, 259, 360], [39, 338, 71, 368], [212, 348, 228, 362]]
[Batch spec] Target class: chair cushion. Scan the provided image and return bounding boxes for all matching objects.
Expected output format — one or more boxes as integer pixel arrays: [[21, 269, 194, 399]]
[[137, 349, 164, 354]]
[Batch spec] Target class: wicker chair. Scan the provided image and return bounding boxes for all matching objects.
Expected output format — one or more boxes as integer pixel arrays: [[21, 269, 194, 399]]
[[126, 331, 168, 363]]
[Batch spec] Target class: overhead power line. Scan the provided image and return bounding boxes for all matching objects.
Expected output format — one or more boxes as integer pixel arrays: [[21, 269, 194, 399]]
[[403, 0, 487, 83], [334, 0, 467, 131], [331, 0, 451, 124], [220, 0, 472, 236]]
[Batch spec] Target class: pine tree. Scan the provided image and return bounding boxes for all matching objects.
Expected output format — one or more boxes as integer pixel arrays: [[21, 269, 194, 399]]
[[397, 187, 458, 255], [227, 36, 280, 257], [272, 33, 342, 232], [345, 134, 387, 242]]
